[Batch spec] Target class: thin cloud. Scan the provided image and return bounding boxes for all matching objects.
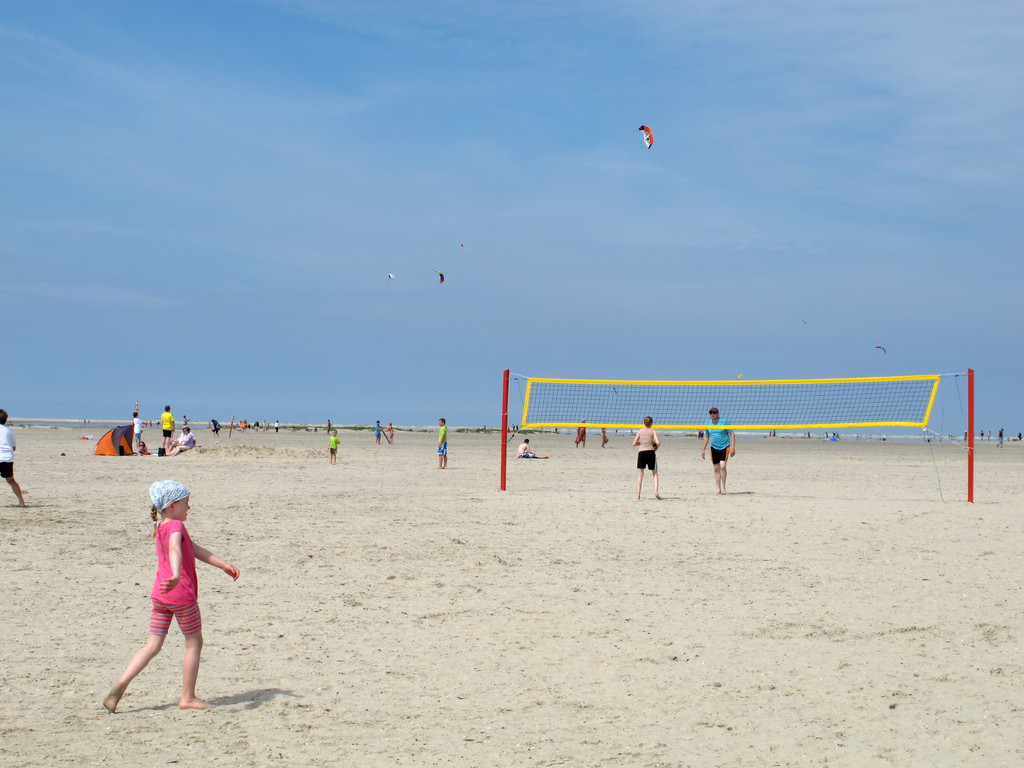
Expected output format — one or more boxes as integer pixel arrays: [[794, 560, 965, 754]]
[[0, 281, 173, 307]]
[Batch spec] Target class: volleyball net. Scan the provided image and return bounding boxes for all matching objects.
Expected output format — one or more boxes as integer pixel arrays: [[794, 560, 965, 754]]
[[519, 375, 940, 430], [498, 370, 975, 500]]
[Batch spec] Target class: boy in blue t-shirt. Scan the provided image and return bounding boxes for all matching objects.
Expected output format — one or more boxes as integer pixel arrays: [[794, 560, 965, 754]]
[[700, 407, 736, 494]]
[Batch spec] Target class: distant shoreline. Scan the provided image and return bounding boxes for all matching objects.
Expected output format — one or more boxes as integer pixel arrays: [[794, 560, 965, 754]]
[[4, 419, 1001, 442], [7, 420, 437, 433]]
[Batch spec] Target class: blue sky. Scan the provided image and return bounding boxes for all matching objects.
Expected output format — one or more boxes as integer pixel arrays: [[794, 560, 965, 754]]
[[1, 0, 1021, 430]]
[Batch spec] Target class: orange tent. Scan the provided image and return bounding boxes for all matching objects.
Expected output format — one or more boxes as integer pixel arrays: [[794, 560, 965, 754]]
[[94, 425, 134, 456]]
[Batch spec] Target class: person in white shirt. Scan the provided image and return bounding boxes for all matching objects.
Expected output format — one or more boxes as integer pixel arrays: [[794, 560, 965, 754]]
[[133, 411, 143, 447], [166, 427, 196, 456], [0, 409, 26, 506]]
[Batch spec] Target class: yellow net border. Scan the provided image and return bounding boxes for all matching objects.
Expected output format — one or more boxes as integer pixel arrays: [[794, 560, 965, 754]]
[[520, 374, 941, 430]]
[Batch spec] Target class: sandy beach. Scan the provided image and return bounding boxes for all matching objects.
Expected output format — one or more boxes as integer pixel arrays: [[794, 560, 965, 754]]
[[1, 426, 1020, 767]]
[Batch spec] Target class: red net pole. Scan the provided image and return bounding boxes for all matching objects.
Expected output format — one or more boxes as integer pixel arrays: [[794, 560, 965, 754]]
[[967, 368, 974, 503], [500, 369, 509, 491]]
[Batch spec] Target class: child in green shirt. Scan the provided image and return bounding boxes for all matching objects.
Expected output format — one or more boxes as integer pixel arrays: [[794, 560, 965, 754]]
[[329, 430, 340, 464]]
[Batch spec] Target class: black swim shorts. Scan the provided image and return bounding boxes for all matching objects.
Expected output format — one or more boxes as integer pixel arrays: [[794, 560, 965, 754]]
[[637, 450, 657, 470]]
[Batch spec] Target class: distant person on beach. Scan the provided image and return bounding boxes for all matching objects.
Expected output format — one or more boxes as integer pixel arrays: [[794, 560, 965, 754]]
[[103, 481, 239, 713], [0, 409, 26, 507], [575, 421, 586, 448], [375, 421, 383, 445], [210, 419, 221, 437], [160, 406, 175, 456], [387, 423, 394, 444], [601, 427, 609, 448], [437, 418, 448, 469], [701, 407, 736, 495], [633, 416, 661, 500], [516, 438, 548, 459], [166, 427, 195, 456], [329, 430, 339, 464], [275, 420, 279, 433], [133, 412, 143, 448]]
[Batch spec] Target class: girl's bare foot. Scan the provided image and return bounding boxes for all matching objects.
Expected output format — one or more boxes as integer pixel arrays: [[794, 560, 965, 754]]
[[103, 685, 126, 713], [179, 697, 212, 710]]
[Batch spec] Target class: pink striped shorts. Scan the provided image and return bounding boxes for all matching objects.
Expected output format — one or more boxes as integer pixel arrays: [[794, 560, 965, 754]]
[[149, 599, 203, 636]]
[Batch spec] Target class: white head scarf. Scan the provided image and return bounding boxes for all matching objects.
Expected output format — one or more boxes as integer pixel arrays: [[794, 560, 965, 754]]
[[149, 480, 190, 513]]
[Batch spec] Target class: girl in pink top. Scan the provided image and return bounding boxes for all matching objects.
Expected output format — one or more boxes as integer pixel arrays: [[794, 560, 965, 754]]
[[104, 480, 239, 713]]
